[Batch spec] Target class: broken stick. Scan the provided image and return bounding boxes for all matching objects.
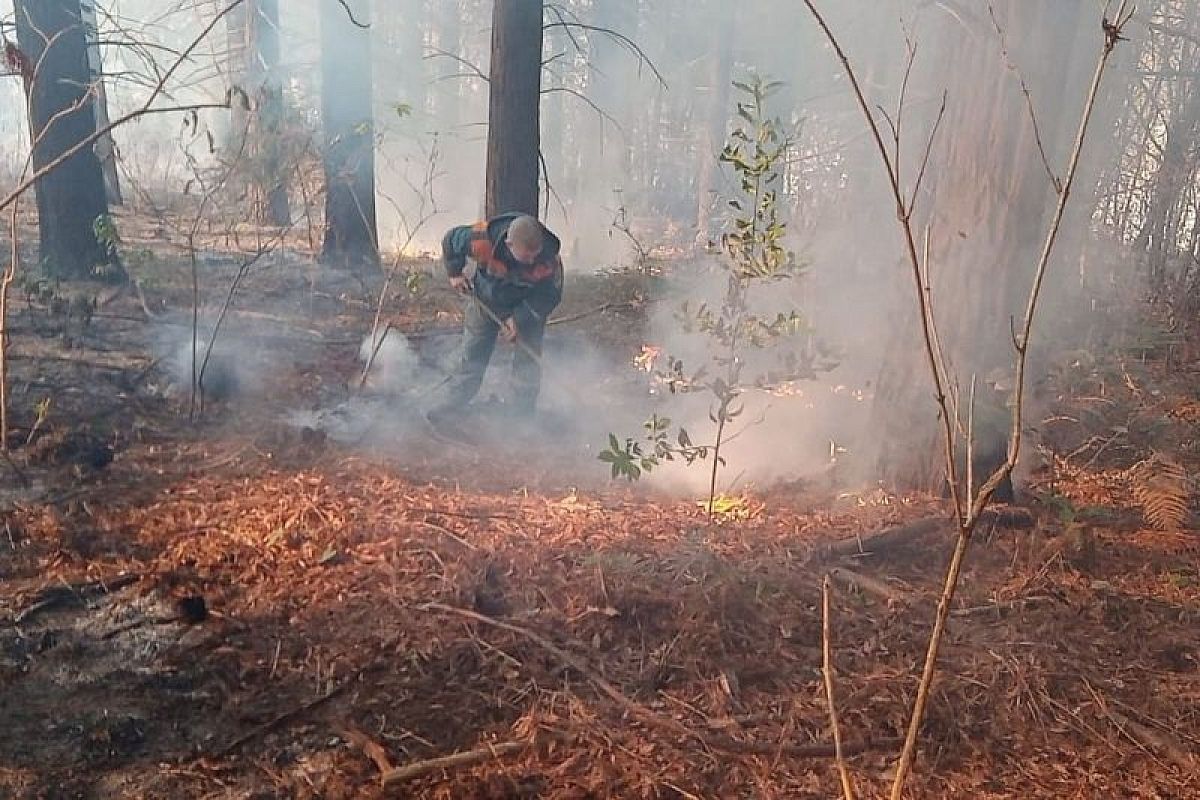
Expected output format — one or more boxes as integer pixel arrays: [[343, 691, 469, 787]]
[[381, 740, 531, 787]]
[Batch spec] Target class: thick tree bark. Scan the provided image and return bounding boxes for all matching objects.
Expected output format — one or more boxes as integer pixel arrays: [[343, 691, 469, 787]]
[[228, 0, 290, 226], [485, 0, 543, 218], [14, 0, 119, 281], [79, 0, 121, 205], [320, 0, 379, 272], [871, 0, 1091, 492]]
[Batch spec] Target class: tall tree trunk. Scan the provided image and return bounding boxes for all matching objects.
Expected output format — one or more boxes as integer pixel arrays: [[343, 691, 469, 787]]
[[14, 0, 119, 281], [80, 0, 121, 205], [871, 0, 1091, 492], [320, 0, 379, 272], [229, 0, 290, 226], [485, 0, 542, 218]]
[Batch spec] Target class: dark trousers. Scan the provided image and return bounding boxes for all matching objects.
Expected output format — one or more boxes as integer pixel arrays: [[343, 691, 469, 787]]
[[436, 294, 547, 414]]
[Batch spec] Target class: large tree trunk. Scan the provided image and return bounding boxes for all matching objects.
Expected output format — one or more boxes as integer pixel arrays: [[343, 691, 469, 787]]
[[871, 0, 1092, 492], [319, 0, 379, 273], [14, 0, 119, 281], [228, 0, 290, 226], [485, 0, 542, 218], [80, 0, 121, 206]]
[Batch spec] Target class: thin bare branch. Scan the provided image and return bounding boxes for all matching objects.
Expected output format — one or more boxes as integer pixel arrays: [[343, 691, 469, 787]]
[[334, 0, 370, 29], [987, 3, 1062, 194], [541, 21, 667, 87], [822, 577, 857, 800]]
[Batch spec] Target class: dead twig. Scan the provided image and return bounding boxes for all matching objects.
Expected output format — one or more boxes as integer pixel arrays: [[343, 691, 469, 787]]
[[420, 519, 476, 550], [380, 739, 532, 787], [822, 577, 857, 800], [216, 683, 352, 758], [950, 594, 1057, 618]]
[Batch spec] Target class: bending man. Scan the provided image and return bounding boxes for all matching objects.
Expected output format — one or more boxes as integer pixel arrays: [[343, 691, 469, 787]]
[[427, 213, 564, 424]]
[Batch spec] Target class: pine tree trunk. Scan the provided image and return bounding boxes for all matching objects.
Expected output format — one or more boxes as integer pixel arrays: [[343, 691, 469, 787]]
[[80, 1, 122, 206], [871, 0, 1091, 491], [14, 0, 119, 281], [485, 0, 543, 218], [320, 0, 380, 273]]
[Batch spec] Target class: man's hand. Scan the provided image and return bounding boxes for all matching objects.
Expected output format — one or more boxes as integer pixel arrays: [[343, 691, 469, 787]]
[[500, 317, 519, 343], [449, 274, 472, 294]]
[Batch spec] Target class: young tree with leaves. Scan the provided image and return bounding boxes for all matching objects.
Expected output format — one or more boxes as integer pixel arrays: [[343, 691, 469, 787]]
[[602, 76, 832, 512]]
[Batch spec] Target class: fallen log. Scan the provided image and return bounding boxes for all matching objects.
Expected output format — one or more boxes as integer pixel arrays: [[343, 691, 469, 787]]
[[828, 567, 906, 604], [820, 507, 1035, 559], [821, 517, 943, 558]]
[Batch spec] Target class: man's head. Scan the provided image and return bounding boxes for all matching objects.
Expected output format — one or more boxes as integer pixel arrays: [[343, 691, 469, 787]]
[[505, 215, 544, 265]]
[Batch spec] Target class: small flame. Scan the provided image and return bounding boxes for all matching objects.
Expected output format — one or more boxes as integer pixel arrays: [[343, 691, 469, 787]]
[[767, 381, 806, 398], [634, 344, 662, 373]]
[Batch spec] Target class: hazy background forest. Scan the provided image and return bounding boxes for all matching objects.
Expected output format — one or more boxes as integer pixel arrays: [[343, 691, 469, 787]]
[[1, 1, 1198, 798], [4, 0, 1197, 489]]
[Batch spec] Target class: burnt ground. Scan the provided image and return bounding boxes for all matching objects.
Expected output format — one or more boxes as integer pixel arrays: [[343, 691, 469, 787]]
[[1, 217, 1198, 799]]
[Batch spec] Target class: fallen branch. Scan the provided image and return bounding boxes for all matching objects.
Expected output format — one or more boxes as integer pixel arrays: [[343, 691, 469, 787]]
[[821, 516, 943, 558], [950, 594, 1057, 618], [381, 739, 531, 787], [421, 602, 898, 759], [822, 508, 1033, 559], [14, 573, 140, 624], [828, 567, 906, 605], [215, 635, 402, 758], [216, 679, 354, 758]]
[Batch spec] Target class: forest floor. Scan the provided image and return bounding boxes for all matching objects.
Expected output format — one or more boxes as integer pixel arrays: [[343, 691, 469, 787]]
[[1, 210, 1199, 799]]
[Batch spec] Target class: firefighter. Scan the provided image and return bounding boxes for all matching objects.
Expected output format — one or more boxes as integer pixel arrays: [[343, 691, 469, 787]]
[[427, 213, 563, 425]]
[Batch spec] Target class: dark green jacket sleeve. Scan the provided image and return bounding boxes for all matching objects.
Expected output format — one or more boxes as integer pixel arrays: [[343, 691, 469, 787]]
[[441, 225, 475, 277]]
